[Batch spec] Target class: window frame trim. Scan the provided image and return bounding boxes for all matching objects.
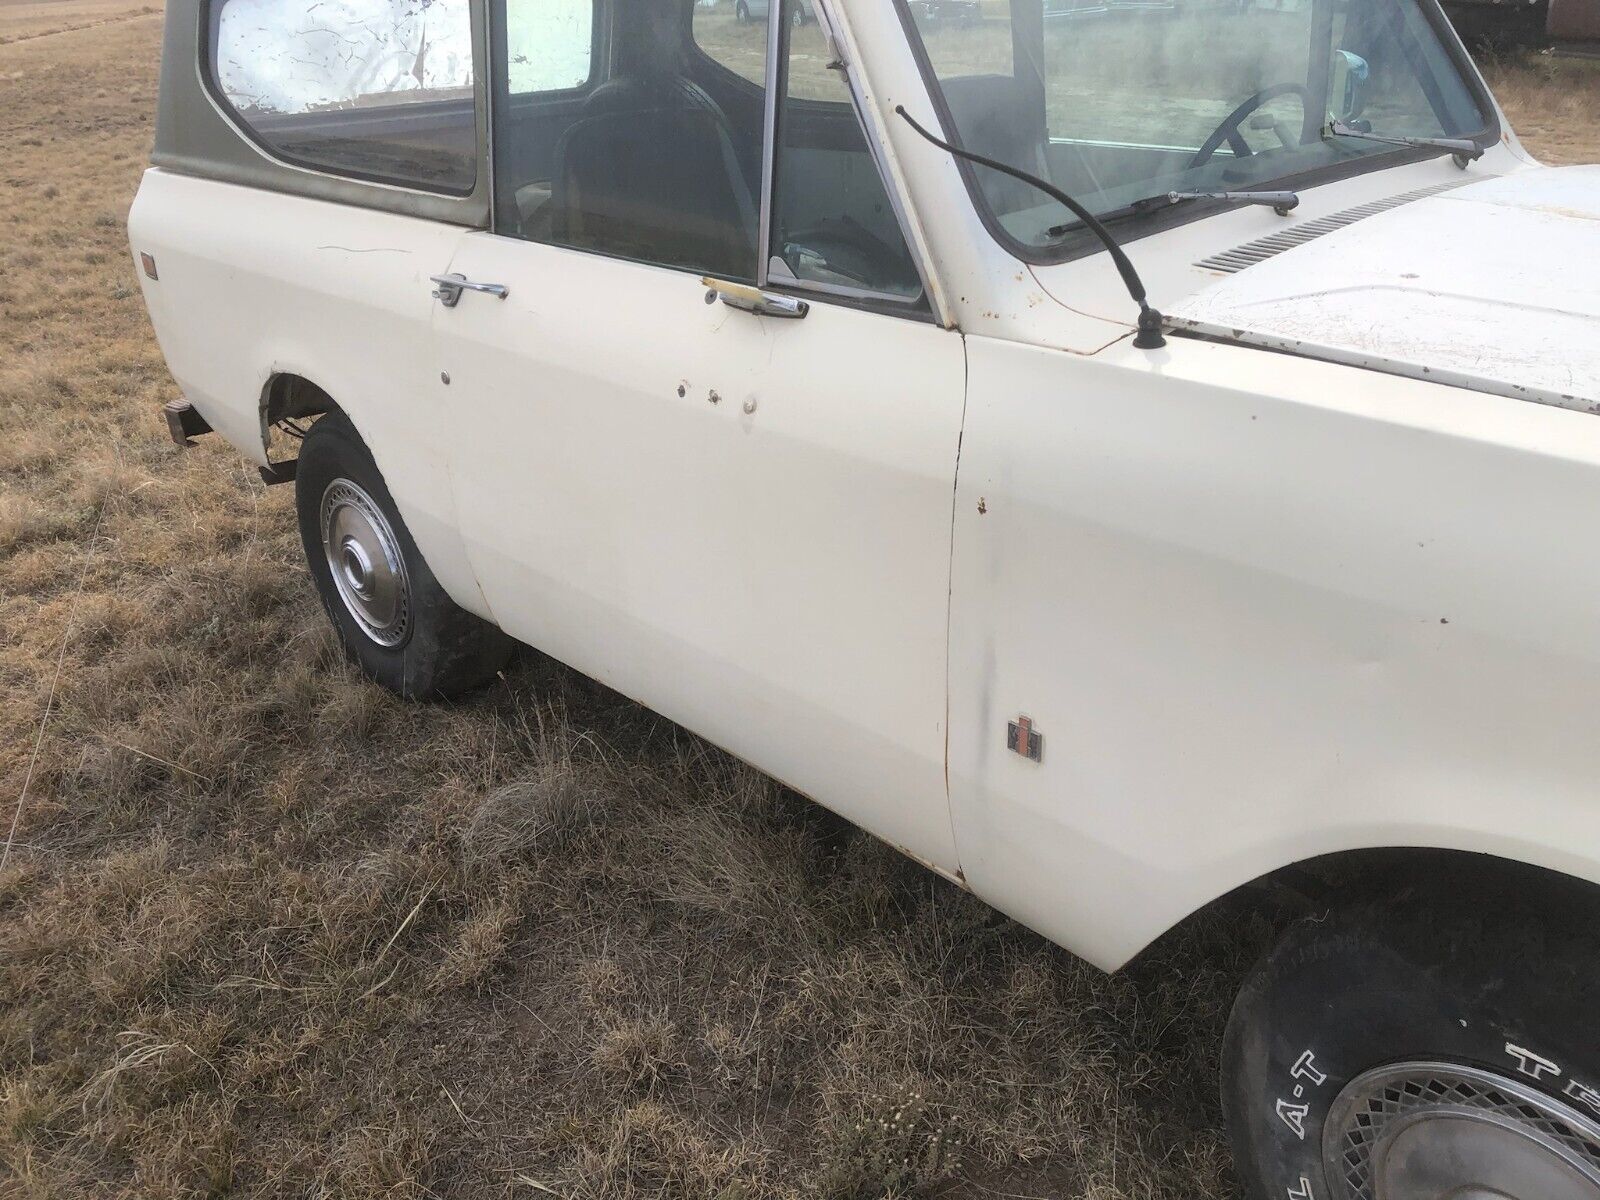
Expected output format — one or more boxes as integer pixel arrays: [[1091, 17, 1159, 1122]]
[[198, 0, 487, 198], [756, 0, 785, 287], [759, 0, 940, 316]]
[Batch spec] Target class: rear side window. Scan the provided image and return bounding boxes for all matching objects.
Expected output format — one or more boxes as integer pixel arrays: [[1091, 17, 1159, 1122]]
[[209, 0, 478, 193], [505, 0, 594, 94]]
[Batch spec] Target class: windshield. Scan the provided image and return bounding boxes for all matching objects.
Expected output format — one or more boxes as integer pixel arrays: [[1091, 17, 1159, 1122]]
[[899, 0, 1491, 252]]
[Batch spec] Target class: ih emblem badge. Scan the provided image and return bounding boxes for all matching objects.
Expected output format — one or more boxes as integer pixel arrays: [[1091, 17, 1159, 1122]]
[[1007, 716, 1043, 762]]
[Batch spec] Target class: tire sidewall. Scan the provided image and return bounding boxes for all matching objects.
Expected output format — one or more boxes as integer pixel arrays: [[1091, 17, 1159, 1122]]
[[295, 414, 452, 697], [1224, 897, 1600, 1200]]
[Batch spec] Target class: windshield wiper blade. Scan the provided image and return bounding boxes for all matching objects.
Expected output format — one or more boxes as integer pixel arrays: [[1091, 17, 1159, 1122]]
[[1326, 119, 1482, 165], [1144, 190, 1300, 214], [1045, 188, 1299, 238]]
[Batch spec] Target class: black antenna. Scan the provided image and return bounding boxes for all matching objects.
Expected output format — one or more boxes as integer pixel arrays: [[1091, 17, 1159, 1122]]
[[895, 105, 1166, 351]]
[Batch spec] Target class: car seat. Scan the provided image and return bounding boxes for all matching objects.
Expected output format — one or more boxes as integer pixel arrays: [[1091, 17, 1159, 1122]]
[[939, 73, 1105, 214], [550, 73, 759, 278]]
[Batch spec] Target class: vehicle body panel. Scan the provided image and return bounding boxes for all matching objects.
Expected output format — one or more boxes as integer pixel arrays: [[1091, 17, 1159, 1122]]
[[127, 170, 490, 617], [1172, 165, 1600, 413], [1549, 0, 1600, 40], [433, 230, 968, 874], [949, 332, 1600, 968]]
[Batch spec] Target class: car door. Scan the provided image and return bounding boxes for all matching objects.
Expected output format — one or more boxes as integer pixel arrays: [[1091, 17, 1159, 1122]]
[[431, 0, 968, 872]]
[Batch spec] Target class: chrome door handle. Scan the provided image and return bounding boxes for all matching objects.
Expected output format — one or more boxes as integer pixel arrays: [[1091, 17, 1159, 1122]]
[[430, 273, 509, 307], [701, 277, 809, 319]]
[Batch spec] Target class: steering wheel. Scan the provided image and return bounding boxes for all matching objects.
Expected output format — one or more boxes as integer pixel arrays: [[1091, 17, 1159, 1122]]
[[1188, 82, 1313, 170]]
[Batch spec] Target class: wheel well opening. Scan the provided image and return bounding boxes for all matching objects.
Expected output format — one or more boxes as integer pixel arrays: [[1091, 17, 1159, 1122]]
[[1128, 847, 1600, 974], [261, 374, 338, 436], [1263, 847, 1598, 912]]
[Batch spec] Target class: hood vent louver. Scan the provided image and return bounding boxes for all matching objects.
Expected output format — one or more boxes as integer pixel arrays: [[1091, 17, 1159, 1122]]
[[1195, 180, 1472, 274]]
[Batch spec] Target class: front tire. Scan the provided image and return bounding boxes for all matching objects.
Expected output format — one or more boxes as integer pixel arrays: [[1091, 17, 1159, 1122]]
[[295, 410, 515, 699], [1223, 868, 1600, 1200]]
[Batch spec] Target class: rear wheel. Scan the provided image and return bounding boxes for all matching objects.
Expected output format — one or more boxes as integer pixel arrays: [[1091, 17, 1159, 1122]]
[[1223, 868, 1600, 1200], [295, 410, 515, 699]]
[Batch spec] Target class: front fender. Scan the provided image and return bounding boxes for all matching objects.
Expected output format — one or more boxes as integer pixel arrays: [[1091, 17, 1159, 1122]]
[[948, 333, 1600, 971]]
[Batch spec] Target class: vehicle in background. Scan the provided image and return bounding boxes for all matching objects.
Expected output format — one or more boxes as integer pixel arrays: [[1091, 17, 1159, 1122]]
[[1045, 0, 1173, 17], [1045, 0, 1106, 17], [1443, 0, 1600, 53], [911, 0, 984, 23], [727, 0, 813, 24], [131, 0, 1600, 1196]]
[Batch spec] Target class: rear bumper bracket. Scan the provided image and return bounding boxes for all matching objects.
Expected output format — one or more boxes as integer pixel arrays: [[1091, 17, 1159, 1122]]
[[163, 398, 212, 447], [258, 460, 298, 486]]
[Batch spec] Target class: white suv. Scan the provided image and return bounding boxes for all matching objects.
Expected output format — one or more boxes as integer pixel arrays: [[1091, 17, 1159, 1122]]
[[130, 0, 1600, 1195]]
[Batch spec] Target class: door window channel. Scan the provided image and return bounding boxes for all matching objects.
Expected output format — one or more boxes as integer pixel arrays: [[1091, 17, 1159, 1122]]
[[769, 0, 925, 302]]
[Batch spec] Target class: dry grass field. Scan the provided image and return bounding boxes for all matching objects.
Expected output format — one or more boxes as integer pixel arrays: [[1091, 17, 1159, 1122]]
[[1, 5, 1597, 1197], [0, 0, 155, 43], [1483, 50, 1600, 164]]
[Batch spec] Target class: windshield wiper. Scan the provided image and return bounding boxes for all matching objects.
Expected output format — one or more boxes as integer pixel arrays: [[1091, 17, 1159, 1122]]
[[1045, 188, 1300, 237], [1142, 190, 1301, 215], [1326, 119, 1482, 166], [895, 105, 1167, 350]]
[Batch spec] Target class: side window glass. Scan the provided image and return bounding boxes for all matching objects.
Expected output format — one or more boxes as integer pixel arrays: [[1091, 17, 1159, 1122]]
[[210, 0, 477, 193], [505, 0, 593, 94], [771, 1, 924, 302], [494, 0, 766, 280], [692, 0, 769, 86]]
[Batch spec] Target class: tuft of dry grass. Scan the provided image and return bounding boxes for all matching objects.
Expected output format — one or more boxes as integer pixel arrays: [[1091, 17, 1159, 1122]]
[[1482, 50, 1600, 165], [0, 6, 1594, 1198]]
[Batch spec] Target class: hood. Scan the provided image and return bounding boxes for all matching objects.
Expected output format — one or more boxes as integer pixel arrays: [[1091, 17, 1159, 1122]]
[[1169, 165, 1600, 414]]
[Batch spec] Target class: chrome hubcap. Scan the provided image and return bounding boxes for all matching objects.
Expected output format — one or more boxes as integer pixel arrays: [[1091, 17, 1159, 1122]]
[[1326, 1062, 1600, 1200], [319, 478, 411, 647]]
